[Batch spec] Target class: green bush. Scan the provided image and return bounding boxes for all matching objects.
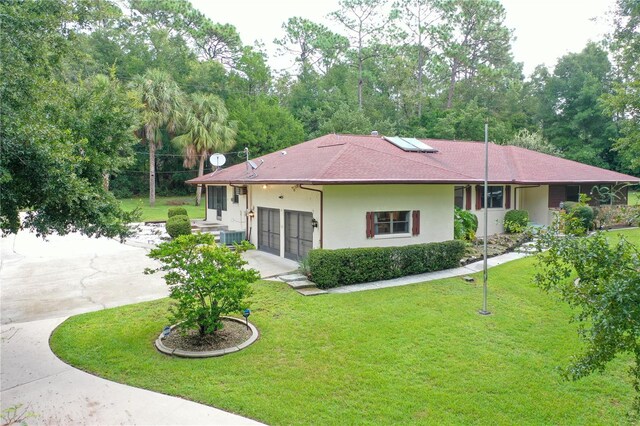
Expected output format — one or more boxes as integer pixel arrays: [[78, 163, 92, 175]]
[[168, 207, 188, 218], [504, 210, 529, 233], [166, 214, 192, 238], [454, 208, 478, 240], [308, 240, 466, 289], [146, 233, 259, 337], [563, 202, 594, 233]]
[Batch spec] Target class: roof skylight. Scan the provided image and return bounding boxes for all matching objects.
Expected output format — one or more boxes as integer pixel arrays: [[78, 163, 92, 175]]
[[384, 136, 438, 153]]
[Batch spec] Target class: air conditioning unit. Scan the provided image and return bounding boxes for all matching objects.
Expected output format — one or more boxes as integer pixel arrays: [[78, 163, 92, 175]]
[[219, 230, 245, 245]]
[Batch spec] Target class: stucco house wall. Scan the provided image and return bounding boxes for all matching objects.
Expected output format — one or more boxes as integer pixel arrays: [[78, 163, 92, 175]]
[[323, 184, 454, 249]]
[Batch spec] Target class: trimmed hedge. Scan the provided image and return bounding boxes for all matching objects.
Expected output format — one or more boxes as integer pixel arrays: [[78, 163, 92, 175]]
[[504, 210, 529, 233], [308, 240, 466, 289], [166, 214, 192, 238], [168, 207, 188, 218]]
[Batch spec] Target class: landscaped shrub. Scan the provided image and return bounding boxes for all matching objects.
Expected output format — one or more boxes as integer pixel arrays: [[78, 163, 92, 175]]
[[594, 205, 640, 229], [504, 210, 529, 233], [308, 240, 466, 289], [146, 233, 259, 337], [168, 207, 188, 218], [454, 207, 478, 240], [563, 203, 594, 233], [166, 214, 192, 238]]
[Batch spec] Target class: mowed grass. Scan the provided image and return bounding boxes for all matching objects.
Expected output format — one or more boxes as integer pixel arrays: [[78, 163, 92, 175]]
[[119, 196, 205, 222], [50, 230, 639, 425]]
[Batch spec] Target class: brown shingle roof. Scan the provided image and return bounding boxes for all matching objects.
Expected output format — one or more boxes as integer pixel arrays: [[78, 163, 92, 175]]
[[187, 134, 640, 185]]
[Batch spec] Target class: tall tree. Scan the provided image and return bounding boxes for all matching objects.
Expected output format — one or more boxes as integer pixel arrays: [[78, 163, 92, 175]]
[[536, 43, 619, 169], [130, 69, 185, 207], [330, 0, 393, 109], [274, 17, 349, 76], [393, 0, 444, 116], [172, 94, 237, 206], [602, 0, 640, 174], [434, 0, 514, 109], [0, 0, 138, 238]]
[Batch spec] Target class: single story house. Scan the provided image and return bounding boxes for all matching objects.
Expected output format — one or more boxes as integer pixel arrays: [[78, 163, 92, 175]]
[[188, 134, 639, 260]]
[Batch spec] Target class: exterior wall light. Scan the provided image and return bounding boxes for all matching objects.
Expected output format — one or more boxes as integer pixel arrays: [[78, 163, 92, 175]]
[[247, 209, 255, 218], [311, 218, 319, 228], [262, 184, 267, 189]]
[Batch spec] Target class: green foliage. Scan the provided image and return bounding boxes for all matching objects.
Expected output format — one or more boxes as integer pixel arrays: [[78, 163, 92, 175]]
[[594, 205, 640, 229], [535, 229, 640, 414], [0, 0, 139, 239], [454, 207, 478, 240], [562, 202, 594, 235], [601, 0, 640, 174], [145, 233, 259, 337], [167, 207, 188, 218], [535, 43, 619, 169], [504, 210, 529, 233], [503, 129, 562, 156], [308, 240, 466, 288], [165, 214, 191, 238]]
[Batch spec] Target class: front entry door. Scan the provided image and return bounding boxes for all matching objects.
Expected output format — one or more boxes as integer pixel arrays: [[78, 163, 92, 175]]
[[284, 210, 313, 261], [258, 208, 280, 255]]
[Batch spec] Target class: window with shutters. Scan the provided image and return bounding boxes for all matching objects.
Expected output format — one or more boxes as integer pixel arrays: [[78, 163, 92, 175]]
[[375, 211, 410, 235], [478, 186, 504, 209], [454, 186, 465, 209]]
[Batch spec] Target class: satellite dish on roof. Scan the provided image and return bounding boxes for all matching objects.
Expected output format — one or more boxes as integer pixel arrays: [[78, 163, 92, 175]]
[[210, 153, 226, 167]]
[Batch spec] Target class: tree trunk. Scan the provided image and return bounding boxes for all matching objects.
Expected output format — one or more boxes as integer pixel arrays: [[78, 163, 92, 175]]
[[417, 45, 424, 117], [149, 142, 156, 207], [195, 153, 206, 207], [102, 173, 109, 191], [446, 59, 458, 109]]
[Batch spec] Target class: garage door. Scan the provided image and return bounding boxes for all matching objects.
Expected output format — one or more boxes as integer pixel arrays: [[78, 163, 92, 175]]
[[258, 208, 280, 255], [284, 210, 313, 261]]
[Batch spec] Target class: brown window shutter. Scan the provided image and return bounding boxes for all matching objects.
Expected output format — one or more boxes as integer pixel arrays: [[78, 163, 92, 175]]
[[366, 212, 374, 238], [475, 185, 482, 210], [412, 210, 420, 236], [465, 186, 472, 210], [505, 185, 511, 209]]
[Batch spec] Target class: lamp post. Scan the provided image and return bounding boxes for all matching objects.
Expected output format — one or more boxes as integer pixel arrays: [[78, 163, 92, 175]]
[[479, 122, 491, 316], [242, 309, 251, 330]]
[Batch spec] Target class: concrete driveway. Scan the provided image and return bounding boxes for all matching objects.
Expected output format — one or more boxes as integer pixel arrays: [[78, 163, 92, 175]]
[[0, 230, 272, 425]]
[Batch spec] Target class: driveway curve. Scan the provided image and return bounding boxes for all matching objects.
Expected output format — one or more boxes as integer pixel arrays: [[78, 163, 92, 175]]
[[1, 230, 263, 425]]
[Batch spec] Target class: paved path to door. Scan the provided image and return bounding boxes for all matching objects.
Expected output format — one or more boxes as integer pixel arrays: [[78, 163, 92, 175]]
[[1, 230, 266, 425]]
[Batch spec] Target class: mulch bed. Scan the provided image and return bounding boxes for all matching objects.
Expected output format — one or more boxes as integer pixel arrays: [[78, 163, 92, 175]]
[[161, 318, 252, 352]]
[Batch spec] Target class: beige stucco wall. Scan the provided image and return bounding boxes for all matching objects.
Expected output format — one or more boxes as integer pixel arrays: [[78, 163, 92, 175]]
[[323, 184, 454, 249], [205, 185, 248, 233], [469, 185, 513, 236], [519, 185, 552, 226], [248, 184, 322, 256]]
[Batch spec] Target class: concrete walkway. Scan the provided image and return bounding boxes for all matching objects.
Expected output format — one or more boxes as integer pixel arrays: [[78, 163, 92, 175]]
[[0, 230, 263, 425], [328, 252, 529, 294]]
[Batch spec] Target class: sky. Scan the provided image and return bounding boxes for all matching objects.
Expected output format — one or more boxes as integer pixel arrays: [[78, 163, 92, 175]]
[[190, 0, 616, 77]]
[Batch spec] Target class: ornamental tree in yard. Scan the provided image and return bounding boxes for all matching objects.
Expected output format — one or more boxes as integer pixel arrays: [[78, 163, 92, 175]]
[[146, 234, 259, 337], [534, 228, 640, 414]]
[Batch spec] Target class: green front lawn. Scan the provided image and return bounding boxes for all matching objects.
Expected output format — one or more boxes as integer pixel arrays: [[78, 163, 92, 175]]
[[119, 196, 205, 222], [50, 230, 639, 425]]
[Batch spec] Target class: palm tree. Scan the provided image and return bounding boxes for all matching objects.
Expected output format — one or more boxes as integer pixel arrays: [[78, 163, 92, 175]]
[[173, 93, 237, 206], [130, 69, 184, 207]]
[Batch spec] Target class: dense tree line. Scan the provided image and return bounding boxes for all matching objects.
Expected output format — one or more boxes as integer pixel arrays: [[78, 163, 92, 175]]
[[1, 0, 638, 236]]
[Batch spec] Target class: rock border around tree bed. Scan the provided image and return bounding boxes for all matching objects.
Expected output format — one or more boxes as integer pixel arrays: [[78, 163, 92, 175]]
[[155, 316, 259, 358]]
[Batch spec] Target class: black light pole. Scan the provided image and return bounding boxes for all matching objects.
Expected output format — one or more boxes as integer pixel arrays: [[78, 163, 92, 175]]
[[479, 122, 491, 316]]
